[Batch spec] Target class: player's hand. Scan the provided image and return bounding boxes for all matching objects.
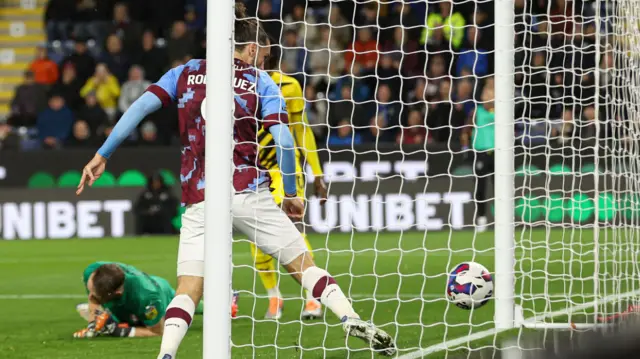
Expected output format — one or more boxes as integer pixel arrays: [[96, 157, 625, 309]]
[[282, 195, 304, 219], [92, 310, 117, 336], [73, 320, 99, 338], [77, 153, 107, 195], [314, 177, 328, 206]]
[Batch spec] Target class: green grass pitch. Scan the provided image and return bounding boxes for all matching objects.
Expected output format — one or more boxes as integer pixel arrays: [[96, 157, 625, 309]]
[[0, 228, 621, 358]]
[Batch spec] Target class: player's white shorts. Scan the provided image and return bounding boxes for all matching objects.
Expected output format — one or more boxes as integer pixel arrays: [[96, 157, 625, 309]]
[[177, 188, 308, 277]]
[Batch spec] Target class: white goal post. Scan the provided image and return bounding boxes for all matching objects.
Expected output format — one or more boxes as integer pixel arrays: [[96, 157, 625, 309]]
[[201, 0, 640, 358]]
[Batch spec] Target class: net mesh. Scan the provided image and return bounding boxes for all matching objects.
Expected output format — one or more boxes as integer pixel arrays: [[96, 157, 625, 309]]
[[230, 0, 640, 357]]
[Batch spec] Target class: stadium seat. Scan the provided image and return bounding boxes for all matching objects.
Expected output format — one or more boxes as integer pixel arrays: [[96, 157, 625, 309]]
[[27, 172, 56, 188], [117, 170, 147, 187], [57, 171, 82, 188], [92, 171, 117, 187], [160, 169, 178, 186]]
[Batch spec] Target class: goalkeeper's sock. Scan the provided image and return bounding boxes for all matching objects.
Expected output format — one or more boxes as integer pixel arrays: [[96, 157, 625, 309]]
[[301, 266, 358, 320], [157, 294, 195, 359]]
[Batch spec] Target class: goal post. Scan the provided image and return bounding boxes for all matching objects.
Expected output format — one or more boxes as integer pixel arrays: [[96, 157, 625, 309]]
[[203, 0, 234, 358], [201, 0, 640, 357], [494, 0, 516, 331]]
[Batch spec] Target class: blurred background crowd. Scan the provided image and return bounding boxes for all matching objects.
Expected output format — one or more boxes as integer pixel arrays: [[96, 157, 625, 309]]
[[0, 0, 613, 151]]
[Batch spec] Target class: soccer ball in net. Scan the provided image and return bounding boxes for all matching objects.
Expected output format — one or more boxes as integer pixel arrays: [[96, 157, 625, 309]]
[[446, 262, 494, 310]]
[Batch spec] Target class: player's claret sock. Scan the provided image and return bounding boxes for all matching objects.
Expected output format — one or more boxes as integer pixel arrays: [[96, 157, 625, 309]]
[[301, 266, 358, 319], [157, 294, 196, 359]]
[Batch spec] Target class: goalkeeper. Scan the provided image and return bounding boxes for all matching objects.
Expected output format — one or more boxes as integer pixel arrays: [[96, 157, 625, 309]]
[[73, 262, 210, 338], [252, 47, 328, 320]]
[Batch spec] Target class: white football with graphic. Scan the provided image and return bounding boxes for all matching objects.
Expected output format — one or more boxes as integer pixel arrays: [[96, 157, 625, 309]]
[[446, 262, 493, 310]]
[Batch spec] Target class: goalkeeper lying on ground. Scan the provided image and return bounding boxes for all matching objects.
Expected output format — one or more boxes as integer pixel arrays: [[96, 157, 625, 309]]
[[252, 47, 328, 320], [73, 262, 225, 338]]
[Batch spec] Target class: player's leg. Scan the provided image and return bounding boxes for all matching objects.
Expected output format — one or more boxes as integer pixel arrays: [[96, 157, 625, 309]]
[[233, 189, 396, 356], [250, 243, 282, 319], [157, 203, 205, 359], [296, 169, 322, 319], [474, 152, 490, 232]]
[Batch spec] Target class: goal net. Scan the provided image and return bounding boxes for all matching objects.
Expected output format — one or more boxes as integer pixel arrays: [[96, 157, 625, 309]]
[[220, 0, 640, 357]]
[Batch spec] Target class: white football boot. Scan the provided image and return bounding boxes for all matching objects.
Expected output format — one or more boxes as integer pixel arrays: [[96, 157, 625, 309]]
[[342, 317, 397, 356]]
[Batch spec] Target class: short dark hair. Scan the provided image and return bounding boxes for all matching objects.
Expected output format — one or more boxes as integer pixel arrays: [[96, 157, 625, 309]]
[[92, 264, 125, 304], [264, 42, 281, 71], [234, 3, 269, 50]]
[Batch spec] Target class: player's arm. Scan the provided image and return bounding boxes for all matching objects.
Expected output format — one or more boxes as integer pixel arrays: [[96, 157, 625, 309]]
[[290, 111, 327, 203], [258, 72, 303, 217], [76, 65, 184, 195], [460, 108, 476, 150]]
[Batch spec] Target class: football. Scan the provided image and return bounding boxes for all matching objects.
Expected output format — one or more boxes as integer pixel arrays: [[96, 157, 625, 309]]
[[446, 262, 494, 309]]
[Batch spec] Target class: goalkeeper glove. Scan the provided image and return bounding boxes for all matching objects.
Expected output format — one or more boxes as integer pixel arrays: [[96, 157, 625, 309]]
[[73, 310, 135, 338]]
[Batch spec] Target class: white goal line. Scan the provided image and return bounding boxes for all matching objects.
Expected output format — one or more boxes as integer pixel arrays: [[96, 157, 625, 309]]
[[396, 288, 640, 359]]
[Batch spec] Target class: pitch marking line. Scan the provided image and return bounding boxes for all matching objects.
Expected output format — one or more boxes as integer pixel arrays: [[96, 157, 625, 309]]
[[396, 288, 640, 359]]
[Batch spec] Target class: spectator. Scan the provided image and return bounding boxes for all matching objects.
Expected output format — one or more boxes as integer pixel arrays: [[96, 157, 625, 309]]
[[50, 63, 84, 111], [425, 55, 447, 100], [0, 122, 20, 150], [134, 172, 178, 235], [328, 84, 355, 128], [307, 25, 345, 87], [328, 119, 362, 146], [383, 27, 421, 77], [73, 0, 105, 43], [281, 29, 305, 74], [76, 92, 109, 138], [523, 51, 549, 119], [357, 3, 379, 30], [135, 31, 169, 82], [119, 66, 151, 114], [100, 34, 130, 83], [582, 105, 597, 139], [345, 27, 379, 72], [456, 26, 490, 77], [167, 21, 195, 64], [397, 109, 427, 145], [80, 63, 121, 120], [257, 0, 282, 42], [59, 38, 96, 84], [44, 0, 75, 41], [105, 2, 143, 56], [551, 108, 578, 145], [454, 78, 475, 117], [376, 54, 401, 96], [421, 1, 465, 49], [29, 46, 59, 86], [430, 79, 465, 143], [139, 121, 161, 146], [363, 84, 400, 142], [66, 120, 100, 148], [381, 2, 421, 41], [37, 95, 74, 149], [328, 7, 350, 48], [333, 62, 371, 102], [405, 78, 426, 105], [8, 71, 48, 127], [283, 4, 318, 42]]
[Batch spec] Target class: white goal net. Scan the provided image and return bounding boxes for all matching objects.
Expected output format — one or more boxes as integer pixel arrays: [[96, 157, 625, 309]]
[[219, 0, 640, 357]]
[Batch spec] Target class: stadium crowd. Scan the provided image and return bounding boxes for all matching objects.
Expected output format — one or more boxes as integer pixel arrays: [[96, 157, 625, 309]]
[[0, 0, 610, 151]]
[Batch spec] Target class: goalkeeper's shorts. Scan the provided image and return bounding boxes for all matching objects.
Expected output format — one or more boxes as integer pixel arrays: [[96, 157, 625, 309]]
[[177, 188, 308, 277]]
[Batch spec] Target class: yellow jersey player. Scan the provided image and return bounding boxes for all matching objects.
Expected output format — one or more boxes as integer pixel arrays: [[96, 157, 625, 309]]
[[252, 51, 328, 320]]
